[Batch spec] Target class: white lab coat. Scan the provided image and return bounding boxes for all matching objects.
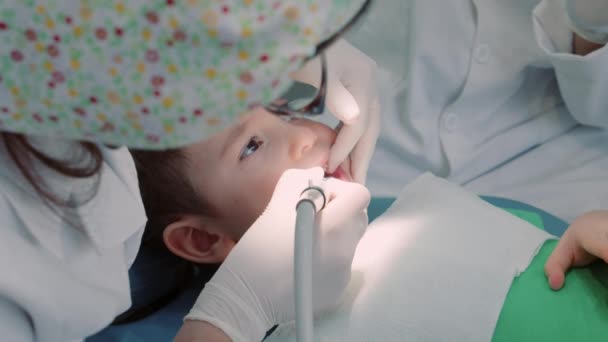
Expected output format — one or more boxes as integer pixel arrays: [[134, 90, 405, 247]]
[[364, 0, 608, 222], [0, 138, 146, 341]]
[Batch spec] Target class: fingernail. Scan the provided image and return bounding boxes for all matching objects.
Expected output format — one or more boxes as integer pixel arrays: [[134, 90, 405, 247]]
[[548, 274, 563, 291]]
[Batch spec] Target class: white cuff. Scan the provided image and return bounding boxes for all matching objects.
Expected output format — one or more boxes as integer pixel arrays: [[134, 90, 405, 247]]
[[563, 0, 608, 44], [533, 0, 575, 54], [185, 282, 269, 342]]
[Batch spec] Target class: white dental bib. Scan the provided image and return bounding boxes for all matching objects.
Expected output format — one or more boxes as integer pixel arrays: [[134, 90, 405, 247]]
[[267, 173, 552, 342]]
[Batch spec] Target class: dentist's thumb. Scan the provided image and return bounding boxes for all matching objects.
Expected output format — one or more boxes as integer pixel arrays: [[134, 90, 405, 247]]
[[321, 178, 370, 228], [317, 178, 370, 263]]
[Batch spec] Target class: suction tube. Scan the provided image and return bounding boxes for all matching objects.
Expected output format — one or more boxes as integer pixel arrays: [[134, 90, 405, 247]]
[[294, 181, 326, 342]]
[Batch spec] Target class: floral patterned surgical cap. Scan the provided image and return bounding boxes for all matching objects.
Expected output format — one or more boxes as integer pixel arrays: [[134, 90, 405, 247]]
[[0, 0, 365, 149]]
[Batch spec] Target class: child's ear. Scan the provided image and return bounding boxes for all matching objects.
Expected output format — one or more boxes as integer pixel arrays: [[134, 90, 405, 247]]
[[163, 216, 236, 264]]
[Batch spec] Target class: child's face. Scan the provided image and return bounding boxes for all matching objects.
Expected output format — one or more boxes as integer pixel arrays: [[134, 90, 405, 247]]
[[182, 107, 352, 239]]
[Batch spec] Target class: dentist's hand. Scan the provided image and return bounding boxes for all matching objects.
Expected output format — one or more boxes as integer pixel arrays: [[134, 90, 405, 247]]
[[180, 167, 370, 342], [544, 210, 608, 290], [292, 39, 381, 184], [563, 0, 608, 44]]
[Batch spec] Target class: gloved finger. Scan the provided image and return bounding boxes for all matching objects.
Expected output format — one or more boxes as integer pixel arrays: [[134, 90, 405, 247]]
[[326, 68, 375, 173], [318, 178, 370, 233], [328, 42, 376, 125], [326, 76, 361, 124], [265, 167, 325, 213], [292, 54, 362, 125], [237, 167, 325, 265], [277, 166, 324, 191], [289, 56, 322, 87], [349, 99, 381, 184], [327, 118, 365, 173], [544, 237, 575, 290]]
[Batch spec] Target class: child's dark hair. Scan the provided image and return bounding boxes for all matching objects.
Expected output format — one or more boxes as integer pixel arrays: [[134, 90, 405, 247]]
[[117, 148, 219, 323], [130, 148, 218, 251]]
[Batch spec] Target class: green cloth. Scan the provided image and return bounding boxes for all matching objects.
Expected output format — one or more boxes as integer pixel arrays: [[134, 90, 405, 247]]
[[492, 209, 608, 341]]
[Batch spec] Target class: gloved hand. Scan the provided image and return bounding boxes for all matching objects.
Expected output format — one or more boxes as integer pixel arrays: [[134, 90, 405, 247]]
[[544, 210, 608, 290], [184, 167, 370, 341], [292, 39, 381, 184], [563, 0, 608, 44]]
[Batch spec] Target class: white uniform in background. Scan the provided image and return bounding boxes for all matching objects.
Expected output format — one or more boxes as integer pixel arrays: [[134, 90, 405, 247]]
[[363, 0, 608, 222], [0, 139, 146, 342]]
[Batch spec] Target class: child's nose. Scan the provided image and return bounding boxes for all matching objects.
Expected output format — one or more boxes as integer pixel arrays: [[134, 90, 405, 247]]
[[289, 128, 316, 161]]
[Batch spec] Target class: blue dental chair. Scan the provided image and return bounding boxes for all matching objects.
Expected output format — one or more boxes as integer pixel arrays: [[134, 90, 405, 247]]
[[87, 196, 570, 342]]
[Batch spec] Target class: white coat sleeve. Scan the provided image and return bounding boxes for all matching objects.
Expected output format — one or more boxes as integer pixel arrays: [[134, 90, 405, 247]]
[[533, 0, 608, 128], [0, 296, 34, 342]]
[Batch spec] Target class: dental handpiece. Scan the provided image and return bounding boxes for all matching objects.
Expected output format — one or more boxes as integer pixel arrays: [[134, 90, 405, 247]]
[[294, 179, 327, 342]]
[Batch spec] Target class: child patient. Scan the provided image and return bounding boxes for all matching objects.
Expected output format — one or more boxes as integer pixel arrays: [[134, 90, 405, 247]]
[[132, 107, 352, 267], [131, 108, 608, 341]]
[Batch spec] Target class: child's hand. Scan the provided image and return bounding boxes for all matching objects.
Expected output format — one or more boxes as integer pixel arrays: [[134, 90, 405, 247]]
[[545, 210, 608, 290]]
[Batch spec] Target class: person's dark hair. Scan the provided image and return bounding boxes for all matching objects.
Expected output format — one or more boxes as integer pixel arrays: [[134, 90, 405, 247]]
[[117, 148, 219, 324], [130, 148, 219, 250], [1, 132, 103, 220]]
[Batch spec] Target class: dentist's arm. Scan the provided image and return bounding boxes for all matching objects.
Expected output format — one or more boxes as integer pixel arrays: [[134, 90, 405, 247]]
[[176, 168, 370, 342], [532, 0, 608, 127], [175, 321, 230, 342]]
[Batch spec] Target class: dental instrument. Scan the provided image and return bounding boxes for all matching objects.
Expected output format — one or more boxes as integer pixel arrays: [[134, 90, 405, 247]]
[[295, 180, 327, 342]]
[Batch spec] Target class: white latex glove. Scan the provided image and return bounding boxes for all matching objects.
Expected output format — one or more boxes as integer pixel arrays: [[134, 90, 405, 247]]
[[185, 167, 370, 342], [563, 0, 608, 44], [292, 39, 381, 184]]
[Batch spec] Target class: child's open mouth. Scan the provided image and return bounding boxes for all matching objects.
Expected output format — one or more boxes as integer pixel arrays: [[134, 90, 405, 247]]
[[324, 165, 353, 182]]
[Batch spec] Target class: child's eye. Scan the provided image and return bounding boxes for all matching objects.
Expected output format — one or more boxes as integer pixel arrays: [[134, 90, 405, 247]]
[[240, 136, 263, 160]]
